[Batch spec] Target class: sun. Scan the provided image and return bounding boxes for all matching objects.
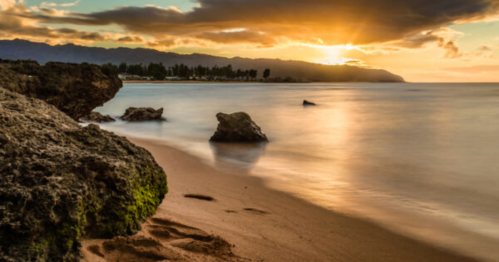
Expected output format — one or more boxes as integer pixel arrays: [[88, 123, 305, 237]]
[[320, 46, 345, 65], [306, 44, 362, 66], [315, 46, 346, 65]]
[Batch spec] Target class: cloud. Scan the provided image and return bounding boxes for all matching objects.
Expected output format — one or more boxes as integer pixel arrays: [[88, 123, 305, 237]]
[[473, 45, 494, 58], [438, 39, 462, 58], [194, 30, 277, 47], [0, 1, 106, 44], [391, 32, 441, 49], [117, 36, 144, 43], [443, 65, 499, 74], [1, 0, 499, 61], [40, 0, 80, 8], [359, 28, 467, 59], [147, 38, 177, 48], [478, 45, 492, 51], [10, 0, 499, 47]]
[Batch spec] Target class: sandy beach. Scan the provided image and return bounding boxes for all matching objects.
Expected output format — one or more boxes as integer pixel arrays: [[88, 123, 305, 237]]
[[81, 137, 480, 262]]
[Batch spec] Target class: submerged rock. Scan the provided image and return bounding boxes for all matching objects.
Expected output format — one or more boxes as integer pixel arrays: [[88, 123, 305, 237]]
[[303, 100, 316, 106], [80, 111, 115, 123], [0, 88, 167, 262], [210, 112, 268, 142], [0, 59, 122, 120], [121, 107, 165, 121]]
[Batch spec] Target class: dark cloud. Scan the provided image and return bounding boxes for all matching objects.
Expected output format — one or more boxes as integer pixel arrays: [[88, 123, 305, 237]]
[[3, 0, 499, 47], [54, 28, 104, 41], [27, 0, 499, 45], [384, 29, 469, 59], [117, 36, 144, 43], [195, 30, 277, 47], [392, 32, 442, 49], [0, 2, 105, 43], [147, 39, 177, 48]]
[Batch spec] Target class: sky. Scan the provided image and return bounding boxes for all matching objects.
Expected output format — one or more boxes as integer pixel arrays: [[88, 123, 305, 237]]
[[1, 0, 499, 82]]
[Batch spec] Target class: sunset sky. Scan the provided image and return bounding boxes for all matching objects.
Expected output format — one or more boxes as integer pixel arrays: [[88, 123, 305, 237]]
[[1, 0, 499, 82]]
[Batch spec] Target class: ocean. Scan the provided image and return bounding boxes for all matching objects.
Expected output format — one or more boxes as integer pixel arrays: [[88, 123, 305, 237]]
[[96, 82, 499, 261]]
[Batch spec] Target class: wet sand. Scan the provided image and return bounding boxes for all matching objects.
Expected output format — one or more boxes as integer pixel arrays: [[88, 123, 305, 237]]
[[81, 137, 481, 262]]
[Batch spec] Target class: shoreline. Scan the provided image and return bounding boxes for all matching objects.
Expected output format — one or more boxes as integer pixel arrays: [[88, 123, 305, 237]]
[[123, 80, 263, 84], [83, 136, 481, 262], [122, 80, 311, 84]]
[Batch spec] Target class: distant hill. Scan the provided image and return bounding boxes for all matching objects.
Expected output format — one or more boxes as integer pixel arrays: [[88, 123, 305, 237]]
[[0, 39, 404, 82]]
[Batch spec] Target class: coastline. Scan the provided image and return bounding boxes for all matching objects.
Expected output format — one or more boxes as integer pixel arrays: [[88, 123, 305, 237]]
[[83, 136, 481, 262], [122, 80, 261, 84], [120, 80, 393, 84]]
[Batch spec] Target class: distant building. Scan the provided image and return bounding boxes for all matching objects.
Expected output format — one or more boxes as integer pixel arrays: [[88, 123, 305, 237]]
[[165, 76, 180, 80], [118, 73, 153, 81]]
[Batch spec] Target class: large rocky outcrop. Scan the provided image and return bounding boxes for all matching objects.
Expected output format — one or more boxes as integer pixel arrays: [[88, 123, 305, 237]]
[[0, 59, 122, 120], [0, 88, 168, 262], [121, 107, 165, 121], [210, 112, 268, 142]]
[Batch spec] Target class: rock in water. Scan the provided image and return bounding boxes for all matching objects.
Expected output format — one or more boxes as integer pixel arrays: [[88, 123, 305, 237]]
[[0, 59, 122, 120], [303, 100, 316, 106], [121, 107, 165, 121], [80, 111, 116, 123], [0, 88, 168, 262], [210, 112, 268, 142]]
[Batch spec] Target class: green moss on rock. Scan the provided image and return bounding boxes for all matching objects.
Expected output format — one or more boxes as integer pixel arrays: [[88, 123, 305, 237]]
[[0, 88, 167, 262]]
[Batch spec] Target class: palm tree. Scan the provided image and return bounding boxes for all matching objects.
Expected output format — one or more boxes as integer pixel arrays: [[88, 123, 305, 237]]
[[263, 68, 271, 81]]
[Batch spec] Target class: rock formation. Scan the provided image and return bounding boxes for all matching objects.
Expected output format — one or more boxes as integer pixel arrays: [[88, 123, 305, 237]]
[[80, 111, 115, 123], [210, 112, 268, 142], [121, 107, 165, 121], [0, 88, 167, 262], [303, 100, 316, 106], [0, 59, 122, 120]]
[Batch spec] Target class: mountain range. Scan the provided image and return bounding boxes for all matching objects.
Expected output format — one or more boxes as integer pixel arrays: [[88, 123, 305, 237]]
[[0, 39, 404, 82]]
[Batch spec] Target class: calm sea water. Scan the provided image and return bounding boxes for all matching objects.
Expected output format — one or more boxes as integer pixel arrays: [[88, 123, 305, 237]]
[[96, 83, 499, 261]]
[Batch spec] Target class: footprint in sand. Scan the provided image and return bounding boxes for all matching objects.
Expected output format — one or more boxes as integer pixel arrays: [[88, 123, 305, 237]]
[[84, 217, 248, 262], [243, 208, 269, 215], [184, 194, 215, 201], [145, 218, 239, 258], [149, 217, 214, 242], [88, 245, 105, 258]]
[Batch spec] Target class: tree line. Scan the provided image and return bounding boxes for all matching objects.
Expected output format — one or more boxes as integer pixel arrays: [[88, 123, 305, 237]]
[[102, 62, 271, 81]]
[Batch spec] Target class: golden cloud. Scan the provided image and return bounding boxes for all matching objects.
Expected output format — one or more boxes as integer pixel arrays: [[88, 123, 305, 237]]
[[2, 0, 499, 51]]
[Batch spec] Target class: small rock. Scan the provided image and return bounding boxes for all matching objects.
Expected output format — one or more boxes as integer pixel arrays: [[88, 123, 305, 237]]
[[121, 107, 165, 121], [80, 111, 115, 123], [209, 112, 268, 143], [303, 100, 316, 106]]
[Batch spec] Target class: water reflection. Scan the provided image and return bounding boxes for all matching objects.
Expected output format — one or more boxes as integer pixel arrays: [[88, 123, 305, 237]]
[[209, 142, 267, 172], [95, 83, 499, 261]]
